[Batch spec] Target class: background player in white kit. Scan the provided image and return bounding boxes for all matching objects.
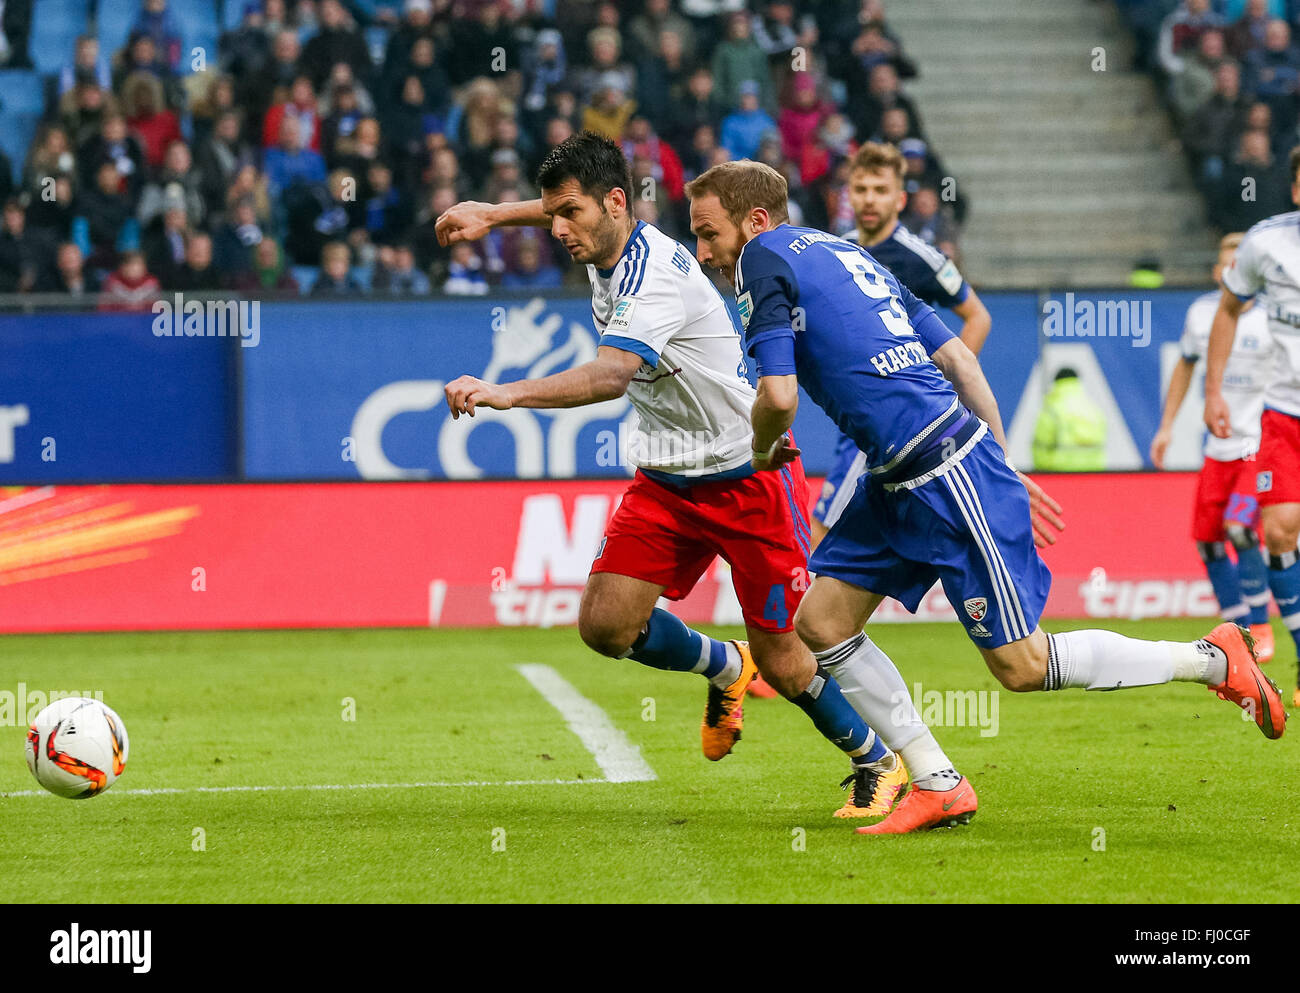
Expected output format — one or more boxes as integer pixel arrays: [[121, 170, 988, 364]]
[[1206, 147, 1300, 703], [437, 132, 911, 816], [1152, 233, 1277, 661]]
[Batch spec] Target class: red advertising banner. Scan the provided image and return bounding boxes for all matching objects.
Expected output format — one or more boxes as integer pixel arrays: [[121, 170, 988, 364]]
[[0, 473, 1215, 633]]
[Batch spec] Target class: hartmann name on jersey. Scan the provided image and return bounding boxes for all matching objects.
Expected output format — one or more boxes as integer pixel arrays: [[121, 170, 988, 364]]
[[870, 340, 929, 376]]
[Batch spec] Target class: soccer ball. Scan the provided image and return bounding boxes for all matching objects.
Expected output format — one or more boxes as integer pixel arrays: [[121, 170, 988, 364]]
[[25, 698, 129, 799]]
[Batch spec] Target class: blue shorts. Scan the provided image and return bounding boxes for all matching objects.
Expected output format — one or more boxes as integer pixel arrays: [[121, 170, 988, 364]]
[[813, 430, 867, 527], [809, 434, 1052, 648]]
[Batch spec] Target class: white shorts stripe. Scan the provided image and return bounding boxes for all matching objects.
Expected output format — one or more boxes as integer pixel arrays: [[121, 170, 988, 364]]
[[823, 450, 869, 528], [953, 463, 1030, 640], [942, 471, 1015, 643]]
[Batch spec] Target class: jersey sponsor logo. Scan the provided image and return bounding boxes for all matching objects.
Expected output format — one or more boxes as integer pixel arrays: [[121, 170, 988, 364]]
[[737, 291, 753, 329], [968, 622, 992, 638], [936, 259, 964, 296], [1258, 470, 1273, 493], [607, 298, 637, 332], [964, 597, 987, 621], [671, 245, 692, 275]]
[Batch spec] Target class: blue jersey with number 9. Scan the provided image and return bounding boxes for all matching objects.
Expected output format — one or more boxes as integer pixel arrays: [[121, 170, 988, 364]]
[[734, 224, 964, 478]]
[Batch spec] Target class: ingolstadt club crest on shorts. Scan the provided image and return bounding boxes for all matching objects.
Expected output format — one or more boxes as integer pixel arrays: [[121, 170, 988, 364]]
[[964, 597, 988, 622]]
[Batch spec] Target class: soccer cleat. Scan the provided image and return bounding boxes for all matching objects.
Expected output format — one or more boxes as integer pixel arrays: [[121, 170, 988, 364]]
[[833, 757, 909, 819], [1292, 687, 1300, 709], [747, 673, 779, 699], [1204, 622, 1286, 740], [1249, 623, 1275, 664], [701, 640, 756, 760], [856, 777, 978, 835]]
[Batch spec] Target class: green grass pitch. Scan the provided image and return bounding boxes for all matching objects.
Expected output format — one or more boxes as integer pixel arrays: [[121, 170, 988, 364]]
[[0, 620, 1294, 903]]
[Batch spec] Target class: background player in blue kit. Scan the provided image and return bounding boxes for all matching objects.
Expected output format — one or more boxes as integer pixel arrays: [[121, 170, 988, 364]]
[[686, 159, 1286, 835]]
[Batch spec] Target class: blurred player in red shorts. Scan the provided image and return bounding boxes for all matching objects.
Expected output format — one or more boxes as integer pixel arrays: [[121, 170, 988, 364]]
[[1205, 147, 1300, 703], [1153, 233, 1276, 661]]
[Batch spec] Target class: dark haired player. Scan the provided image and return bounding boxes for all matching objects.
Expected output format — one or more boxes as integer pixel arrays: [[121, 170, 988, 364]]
[[436, 131, 910, 816]]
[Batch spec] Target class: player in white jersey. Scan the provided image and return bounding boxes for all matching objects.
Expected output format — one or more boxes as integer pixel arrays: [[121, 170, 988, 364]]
[[1152, 233, 1277, 660], [437, 132, 911, 815], [1205, 147, 1300, 702]]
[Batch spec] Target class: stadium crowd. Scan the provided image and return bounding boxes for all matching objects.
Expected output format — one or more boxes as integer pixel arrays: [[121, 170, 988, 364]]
[[1118, 0, 1300, 230], [0, 0, 962, 305]]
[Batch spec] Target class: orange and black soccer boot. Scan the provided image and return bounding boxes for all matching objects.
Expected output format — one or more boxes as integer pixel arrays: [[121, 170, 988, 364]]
[[701, 641, 757, 760], [1249, 623, 1275, 664], [747, 673, 779, 698], [833, 756, 909, 819], [1204, 622, 1286, 740], [856, 777, 978, 835]]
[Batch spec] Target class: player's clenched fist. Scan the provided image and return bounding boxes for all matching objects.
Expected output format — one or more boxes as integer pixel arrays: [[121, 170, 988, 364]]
[[1203, 392, 1232, 439], [435, 201, 497, 246], [445, 376, 512, 419]]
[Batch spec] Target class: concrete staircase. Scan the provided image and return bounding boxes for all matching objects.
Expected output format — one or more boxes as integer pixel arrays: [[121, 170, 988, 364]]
[[886, 0, 1218, 288]]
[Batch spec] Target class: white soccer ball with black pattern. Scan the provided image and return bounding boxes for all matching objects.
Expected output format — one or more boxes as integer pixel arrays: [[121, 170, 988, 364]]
[[24, 698, 129, 799]]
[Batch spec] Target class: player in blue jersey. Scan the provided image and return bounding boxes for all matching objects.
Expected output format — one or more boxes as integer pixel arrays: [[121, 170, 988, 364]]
[[685, 160, 1286, 834], [813, 142, 1062, 550]]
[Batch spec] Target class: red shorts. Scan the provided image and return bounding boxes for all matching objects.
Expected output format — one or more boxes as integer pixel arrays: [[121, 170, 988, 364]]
[[590, 461, 812, 633], [1255, 409, 1300, 507], [1192, 456, 1260, 542]]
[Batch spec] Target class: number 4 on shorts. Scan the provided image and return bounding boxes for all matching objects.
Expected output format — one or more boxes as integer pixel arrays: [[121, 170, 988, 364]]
[[763, 583, 789, 628]]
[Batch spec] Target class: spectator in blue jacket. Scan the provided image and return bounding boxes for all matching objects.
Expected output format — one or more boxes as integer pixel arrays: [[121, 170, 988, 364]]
[[263, 116, 327, 197], [720, 80, 777, 160]]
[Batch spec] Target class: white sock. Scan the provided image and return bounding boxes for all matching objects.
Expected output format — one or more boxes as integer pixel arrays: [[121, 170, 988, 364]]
[[1044, 630, 1226, 691], [707, 641, 742, 689], [814, 632, 954, 782]]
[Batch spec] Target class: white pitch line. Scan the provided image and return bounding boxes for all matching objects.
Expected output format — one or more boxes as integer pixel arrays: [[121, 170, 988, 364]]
[[0, 778, 610, 799], [516, 663, 656, 783]]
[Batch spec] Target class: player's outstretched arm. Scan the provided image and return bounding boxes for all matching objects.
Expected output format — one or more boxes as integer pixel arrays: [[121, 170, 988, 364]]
[[445, 345, 641, 418], [435, 198, 551, 246], [1204, 290, 1245, 439], [1150, 357, 1196, 469]]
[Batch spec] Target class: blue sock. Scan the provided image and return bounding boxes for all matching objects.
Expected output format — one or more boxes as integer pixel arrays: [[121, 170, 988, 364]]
[[1199, 541, 1246, 621], [1235, 543, 1271, 626], [793, 667, 889, 763], [627, 608, 730, 678], [1268, 549, 1300, 655]]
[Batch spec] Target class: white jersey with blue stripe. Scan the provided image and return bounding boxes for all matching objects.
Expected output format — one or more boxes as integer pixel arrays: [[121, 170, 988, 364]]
[[588, 220, 757, 476], [1222, 211, 1300, 417]]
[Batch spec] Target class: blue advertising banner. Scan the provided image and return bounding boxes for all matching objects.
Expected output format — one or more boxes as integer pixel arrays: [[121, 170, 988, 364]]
[[241, 289, 1217, 480], [242, 296, 851, 480], [0, 287, 1220, 485], [0, 311, 237, 483]]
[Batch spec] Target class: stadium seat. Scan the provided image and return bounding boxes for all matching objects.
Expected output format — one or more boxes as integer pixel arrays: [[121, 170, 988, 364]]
[[220, 0, 245, 33], [0, 112, 39, 188], [169, 0, 221, 69], [0, 69, 46, 116], [31, 0, 91, 77], [96, 1, 138, 61], [291, 265, 318, 294]]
